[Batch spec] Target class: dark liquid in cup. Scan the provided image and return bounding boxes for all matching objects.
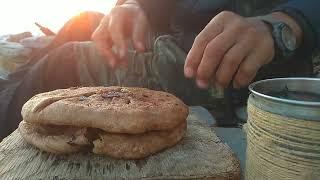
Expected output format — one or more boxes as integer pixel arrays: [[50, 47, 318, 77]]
[[268, 89, 320, 102]]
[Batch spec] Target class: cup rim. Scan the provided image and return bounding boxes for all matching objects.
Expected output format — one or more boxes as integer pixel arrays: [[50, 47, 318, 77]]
[[249, 77, 320, 107]]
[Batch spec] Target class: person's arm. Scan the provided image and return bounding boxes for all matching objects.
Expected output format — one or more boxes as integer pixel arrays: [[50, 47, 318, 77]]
[[136, 0, 176, 32], [273, 0, 320, 54]]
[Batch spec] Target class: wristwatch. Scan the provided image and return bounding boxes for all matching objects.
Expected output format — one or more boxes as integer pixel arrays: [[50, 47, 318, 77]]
[[257, 15, 297, 61]]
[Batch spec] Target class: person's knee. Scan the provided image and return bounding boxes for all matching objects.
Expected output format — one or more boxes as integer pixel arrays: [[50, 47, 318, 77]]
[[51, 41, 77, 56], [44, 42, 81, 86], [50, 41, 93, 61]]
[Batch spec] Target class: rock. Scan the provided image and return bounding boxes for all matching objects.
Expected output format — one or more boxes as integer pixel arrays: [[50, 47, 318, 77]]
[[20, 36, 54, 49], [0, 35, 9, 42], [7, 32, 33, 43], [0, 41, 31, 58], [235, 105, 247, 122], [0, 41, 32, 79]]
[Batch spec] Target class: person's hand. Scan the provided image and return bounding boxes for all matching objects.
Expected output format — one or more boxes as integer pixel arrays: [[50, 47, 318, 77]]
[[184, 11, 275, 89], [92, 0, 149, 68]]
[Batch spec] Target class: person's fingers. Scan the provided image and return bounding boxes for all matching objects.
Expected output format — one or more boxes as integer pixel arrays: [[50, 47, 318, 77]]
[[92, 16, 118, 67], [92, 15, 113, 49], [132, 13, 148, 52], [233, 45, 273, 88], [108, 7, 128, 60], [195, 28, 238, 88], [233, 27, 274, 88], [93, 32, 117, 67], [184, 15, 225, 78], [215, 34, 256, 87], [96, 42, 118, 68]]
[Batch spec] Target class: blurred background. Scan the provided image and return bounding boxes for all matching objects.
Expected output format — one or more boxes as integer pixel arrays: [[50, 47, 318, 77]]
[[0, 0, 116, 35]]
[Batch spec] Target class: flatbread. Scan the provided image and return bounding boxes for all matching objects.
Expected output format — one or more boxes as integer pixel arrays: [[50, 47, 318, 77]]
[[18, 121, 90, 154], [22, 87, 188, 134], [18, 121, 186, 159], [93, 121, 187, 159]]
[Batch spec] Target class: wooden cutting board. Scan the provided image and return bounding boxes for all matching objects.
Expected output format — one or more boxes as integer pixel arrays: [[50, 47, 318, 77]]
[[0, 107, 240, 180]]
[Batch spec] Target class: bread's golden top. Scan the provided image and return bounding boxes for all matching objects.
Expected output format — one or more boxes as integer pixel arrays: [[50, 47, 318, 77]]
[[22, 86, 188, 134]]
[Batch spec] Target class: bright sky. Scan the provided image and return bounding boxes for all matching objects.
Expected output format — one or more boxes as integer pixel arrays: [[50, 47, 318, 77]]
[[0, 0, 116, 36]]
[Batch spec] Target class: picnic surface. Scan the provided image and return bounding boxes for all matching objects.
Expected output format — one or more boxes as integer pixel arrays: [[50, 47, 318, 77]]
[[0, 107, 241, 180]]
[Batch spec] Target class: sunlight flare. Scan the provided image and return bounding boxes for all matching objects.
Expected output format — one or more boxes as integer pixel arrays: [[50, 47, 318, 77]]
[[0, 0, 116, 35]]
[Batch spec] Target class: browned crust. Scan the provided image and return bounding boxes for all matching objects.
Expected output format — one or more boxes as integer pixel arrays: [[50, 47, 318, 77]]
[[22, 87, 188, 134], [18, 121, 90, 154], [18, 121, 186, 159], [93, 121, 187, 159]]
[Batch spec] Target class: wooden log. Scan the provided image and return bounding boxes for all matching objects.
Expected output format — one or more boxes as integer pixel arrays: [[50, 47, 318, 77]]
[[0, 107, 240, 180]]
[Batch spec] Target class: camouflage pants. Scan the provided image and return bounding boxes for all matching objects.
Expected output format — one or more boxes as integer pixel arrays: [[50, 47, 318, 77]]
[[74, 35, 220, 106]]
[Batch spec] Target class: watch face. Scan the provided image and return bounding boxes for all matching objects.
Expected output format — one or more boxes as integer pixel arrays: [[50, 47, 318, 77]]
[[281, 25, 297, 51]]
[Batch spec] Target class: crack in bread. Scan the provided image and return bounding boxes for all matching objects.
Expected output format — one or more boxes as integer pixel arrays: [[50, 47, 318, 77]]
[[19, 121, 186, 159]]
